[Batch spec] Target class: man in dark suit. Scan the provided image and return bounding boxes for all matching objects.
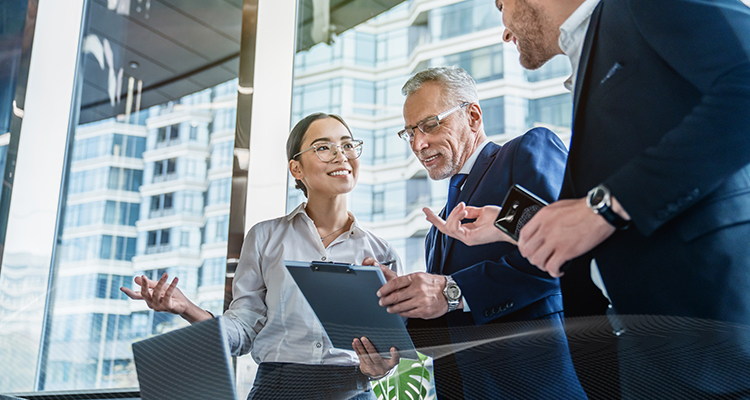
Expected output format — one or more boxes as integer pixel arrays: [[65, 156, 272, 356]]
[[376, 66, 586, 399], [431, 0, 750, 397]]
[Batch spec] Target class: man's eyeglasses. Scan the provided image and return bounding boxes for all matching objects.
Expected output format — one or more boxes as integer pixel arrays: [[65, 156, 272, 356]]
[[293, 140, 364, 162], [397, 102, 470, 142]]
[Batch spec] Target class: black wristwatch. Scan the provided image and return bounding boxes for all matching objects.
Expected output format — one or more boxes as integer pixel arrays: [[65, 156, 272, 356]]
[[586, 184, 632, 230], [443, 275, 461, 313]]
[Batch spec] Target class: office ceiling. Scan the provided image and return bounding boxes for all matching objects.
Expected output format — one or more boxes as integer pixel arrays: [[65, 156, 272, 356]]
[[79, 0, 404, 124], [296, 0, 406, 52], [79, 0, 243, 124]]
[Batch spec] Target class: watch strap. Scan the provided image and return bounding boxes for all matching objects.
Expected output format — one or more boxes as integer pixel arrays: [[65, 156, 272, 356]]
[[598, 200, 632, 230], [444, 275, 461, 313]]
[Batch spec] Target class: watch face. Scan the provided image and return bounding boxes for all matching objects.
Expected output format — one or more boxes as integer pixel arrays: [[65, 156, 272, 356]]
[[591, 188, 606, 206], [446, 285, 461, 300]]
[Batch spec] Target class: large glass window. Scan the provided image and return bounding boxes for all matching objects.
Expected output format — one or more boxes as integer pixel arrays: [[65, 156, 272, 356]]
[[0, 1, 243, 394], [286, 0, 571, 284], [1, 0, 578, 397]]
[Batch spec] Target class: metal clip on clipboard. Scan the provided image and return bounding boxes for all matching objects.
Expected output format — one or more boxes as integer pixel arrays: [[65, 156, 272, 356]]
[[310, 261, 356, 274]]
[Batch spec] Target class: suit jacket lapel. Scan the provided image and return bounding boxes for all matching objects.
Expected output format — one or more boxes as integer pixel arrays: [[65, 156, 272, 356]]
[[438, 143, 499, 274], [566, 2, 603, 197], [573, 1, 603, 124]]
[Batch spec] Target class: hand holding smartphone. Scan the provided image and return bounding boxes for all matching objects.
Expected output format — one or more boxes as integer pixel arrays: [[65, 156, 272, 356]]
[[494, 184, 548, 241]]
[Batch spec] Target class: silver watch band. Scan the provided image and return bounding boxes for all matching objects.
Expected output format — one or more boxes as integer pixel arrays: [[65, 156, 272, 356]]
[[444, 275, 461, 312]]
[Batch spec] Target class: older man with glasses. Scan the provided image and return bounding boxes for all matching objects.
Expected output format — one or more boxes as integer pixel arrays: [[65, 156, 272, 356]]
[[375, 66, 585, 399]]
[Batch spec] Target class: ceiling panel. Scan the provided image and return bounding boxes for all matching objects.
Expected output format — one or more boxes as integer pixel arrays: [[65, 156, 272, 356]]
[[79, 0, 404, 124], [80, 0, 243, 124]]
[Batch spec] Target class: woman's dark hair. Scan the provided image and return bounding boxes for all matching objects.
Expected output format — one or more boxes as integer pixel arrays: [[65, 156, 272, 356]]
[[286, 113, 352, 197]]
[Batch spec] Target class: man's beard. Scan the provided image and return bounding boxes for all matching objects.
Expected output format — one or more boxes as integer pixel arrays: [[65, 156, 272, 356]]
[[514, 0, 558, 70], [422, 152, 458, 181]]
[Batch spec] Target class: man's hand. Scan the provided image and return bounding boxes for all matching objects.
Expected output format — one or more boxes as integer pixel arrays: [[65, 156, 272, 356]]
[[423, 203, 517, 246], [377, 273, 450, 319], [517, 198, 616, 277], [353, 337, 400, 379], [362, 257, 398, 282]]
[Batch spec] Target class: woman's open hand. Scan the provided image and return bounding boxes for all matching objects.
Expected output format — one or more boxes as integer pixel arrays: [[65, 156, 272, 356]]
[[121, 273, 191, 316]]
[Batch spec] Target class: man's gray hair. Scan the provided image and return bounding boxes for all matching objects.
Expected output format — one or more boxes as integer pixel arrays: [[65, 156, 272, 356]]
[[401, 66, 479, 106]]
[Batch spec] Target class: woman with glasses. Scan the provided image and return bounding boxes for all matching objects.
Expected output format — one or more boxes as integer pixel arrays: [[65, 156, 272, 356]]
[[122, 113, 402, 400]]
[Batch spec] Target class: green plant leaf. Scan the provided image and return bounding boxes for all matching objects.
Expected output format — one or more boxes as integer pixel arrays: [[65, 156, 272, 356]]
[[372, 352, 433, 400]]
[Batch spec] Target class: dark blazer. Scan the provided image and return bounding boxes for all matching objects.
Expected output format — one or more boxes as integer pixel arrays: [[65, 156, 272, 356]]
[[562, 0, 750, 396], [417, 128, 585, 399]]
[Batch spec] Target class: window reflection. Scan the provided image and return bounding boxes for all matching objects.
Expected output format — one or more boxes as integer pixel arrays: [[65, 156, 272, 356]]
[[39, 60, 238, 394]]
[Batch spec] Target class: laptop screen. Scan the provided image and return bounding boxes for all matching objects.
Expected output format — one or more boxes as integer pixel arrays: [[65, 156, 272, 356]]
[[132, 317, 237, 400]]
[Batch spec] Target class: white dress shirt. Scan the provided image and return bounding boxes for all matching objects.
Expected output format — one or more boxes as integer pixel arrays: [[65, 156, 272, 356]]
[[559, 0, 611, 302], [559, 0, 602, 92], [457, 139, 491, 177], [220, 202, 401, 365]]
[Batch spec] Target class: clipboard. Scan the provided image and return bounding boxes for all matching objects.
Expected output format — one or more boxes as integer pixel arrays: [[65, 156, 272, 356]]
[[285, 260, 419, 360]]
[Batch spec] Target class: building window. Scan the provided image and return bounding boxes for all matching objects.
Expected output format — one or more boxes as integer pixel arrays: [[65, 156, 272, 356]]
[[207, 178, 231, 206], [373, 190, 385, 215], [68, 167, 142, 194], [433, 44, 504, 83], [156, 123, 181, 146], [153, 158, 177, 183], [481, 96, 505, 137], [527, 94, 572, 130], [146, 229, 172, 254], [524, 54, 571, 83], [160, 229, 170, 245], [200, 258, 225, 287]]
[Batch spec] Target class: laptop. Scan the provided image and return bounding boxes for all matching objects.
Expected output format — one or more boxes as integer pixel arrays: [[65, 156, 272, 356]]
[[132, 317, 237, 400]]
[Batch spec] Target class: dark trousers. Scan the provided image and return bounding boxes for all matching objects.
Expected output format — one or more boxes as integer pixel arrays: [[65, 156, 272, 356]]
[[247, 362, 375, 400]]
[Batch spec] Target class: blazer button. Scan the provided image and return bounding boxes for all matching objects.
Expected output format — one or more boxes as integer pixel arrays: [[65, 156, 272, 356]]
[[485, 310, 492, 317]]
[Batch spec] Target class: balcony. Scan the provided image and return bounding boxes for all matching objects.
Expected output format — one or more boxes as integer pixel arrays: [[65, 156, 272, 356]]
[[155, 137, 181, 149], [145, 244, 173, 255], [148, 208, 176, 219], [152, 172, 178, 184]]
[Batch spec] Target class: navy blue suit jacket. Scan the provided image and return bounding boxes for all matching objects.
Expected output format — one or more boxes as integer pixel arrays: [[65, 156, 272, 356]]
[[428, 129, 566, 325], [419, 128, 585, 399], [562, 0, 750, 395]]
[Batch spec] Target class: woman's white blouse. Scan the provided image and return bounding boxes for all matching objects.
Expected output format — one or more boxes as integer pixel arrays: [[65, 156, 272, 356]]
[[220, 202, 401, 366]]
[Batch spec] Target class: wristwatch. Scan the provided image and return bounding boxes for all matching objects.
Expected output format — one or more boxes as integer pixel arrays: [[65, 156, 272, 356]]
[[586, 184, 632, 230], [443, 275, 462, 313]]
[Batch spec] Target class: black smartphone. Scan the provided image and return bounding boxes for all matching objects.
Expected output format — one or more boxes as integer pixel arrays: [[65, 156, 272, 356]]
[[494, 184, 548, 241]]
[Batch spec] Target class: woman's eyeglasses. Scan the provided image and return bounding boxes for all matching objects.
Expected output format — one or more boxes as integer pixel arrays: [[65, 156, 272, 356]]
[[293, 140, 364, 162]]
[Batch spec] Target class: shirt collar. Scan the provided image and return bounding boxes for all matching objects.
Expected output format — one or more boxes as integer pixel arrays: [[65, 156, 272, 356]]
[[558, 0, 601, 91], [285, 201, 363, 234], [458, 139, 491, 175]]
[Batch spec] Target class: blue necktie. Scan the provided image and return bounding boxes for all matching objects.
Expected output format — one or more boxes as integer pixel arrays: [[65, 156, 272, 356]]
[[446, 173, 468, 215]]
